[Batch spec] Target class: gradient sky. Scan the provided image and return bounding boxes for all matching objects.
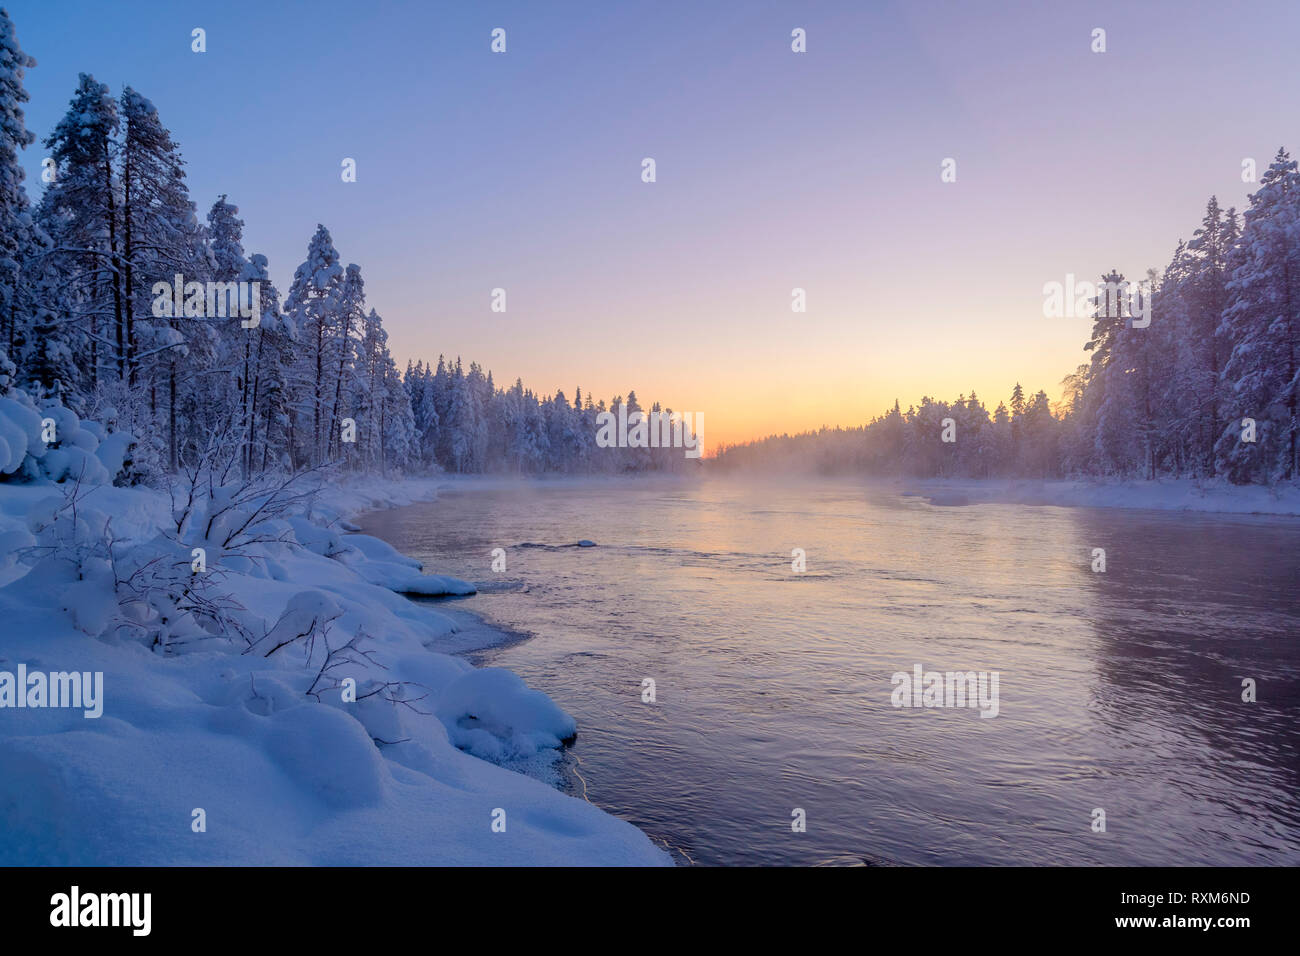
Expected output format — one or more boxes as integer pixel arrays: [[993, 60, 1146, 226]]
[[7, 0, 1299, 450]]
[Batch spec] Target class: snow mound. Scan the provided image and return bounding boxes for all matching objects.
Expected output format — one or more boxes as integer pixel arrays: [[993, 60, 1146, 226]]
[[0, 387, 134, 486], [0, 479, 669, 866], [338, 532, 474, 596], [436, 667, 579, 762]]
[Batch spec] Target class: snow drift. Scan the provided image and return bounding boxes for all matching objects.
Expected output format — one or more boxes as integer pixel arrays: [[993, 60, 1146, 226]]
[[0, 467, 669, 865]]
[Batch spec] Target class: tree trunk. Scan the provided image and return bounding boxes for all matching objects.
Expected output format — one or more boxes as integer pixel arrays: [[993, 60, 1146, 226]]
[[169, 359, 178, 471], [122, 147, 135, 386], [327, 311, 355, 463], [104, 143, 124, 381], [313, 319, 324, 465], [246, 331, 265, 477]]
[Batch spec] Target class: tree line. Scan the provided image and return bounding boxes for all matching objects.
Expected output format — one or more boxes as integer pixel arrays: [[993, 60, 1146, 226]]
[[0, 10, 690, 483], [1, 10, 1294, 486], [715, 156, 1300, 485]]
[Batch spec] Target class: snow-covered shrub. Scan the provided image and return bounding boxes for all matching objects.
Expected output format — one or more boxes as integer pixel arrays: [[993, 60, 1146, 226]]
[[19, 476, 248, 647], [20, 479, 119, 635], [0, 357, 135, 485], [107, 429, 334, 651], [88, 379, 160, 485]]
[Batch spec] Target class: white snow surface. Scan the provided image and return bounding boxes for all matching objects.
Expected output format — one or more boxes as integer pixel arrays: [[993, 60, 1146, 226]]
[[0, 478, 669, 865], [899, 477, 1300, 515]]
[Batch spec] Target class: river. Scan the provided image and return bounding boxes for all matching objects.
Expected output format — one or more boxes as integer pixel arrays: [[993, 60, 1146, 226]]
[[357, 477, 1300, 866]]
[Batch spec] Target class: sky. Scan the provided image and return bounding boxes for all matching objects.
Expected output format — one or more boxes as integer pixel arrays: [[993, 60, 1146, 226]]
[[6, 0, 1299, 450]]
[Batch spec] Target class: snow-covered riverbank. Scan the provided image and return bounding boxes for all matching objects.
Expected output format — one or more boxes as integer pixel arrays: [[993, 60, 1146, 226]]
[[897, 477, 1300, 515], [0, 477, 670, 865], [427, 471, 1300, 518]]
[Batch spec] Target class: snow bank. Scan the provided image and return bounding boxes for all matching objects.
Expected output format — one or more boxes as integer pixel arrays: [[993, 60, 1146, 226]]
[[436, 668, 578, 762], [0, 479, 669, 866], [289, 480, 476, 596], [0, 391, 133, 486], [899, 478, 1300, 516], [341, 541, 477, 598]]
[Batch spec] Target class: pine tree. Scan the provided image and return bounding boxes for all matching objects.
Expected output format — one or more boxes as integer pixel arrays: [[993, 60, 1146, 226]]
[[118, 86, 206, 470], [207, 194, 245, 279], [378, 345, 415, 476], [1184, 197, 1239, 471], [1215, 149, 1300, 482], [39, 74, 120, 394], [283, 225, 343, 467], [354, 306, 391, 469], [205, 194, 252, 468], [326, 263, 364, 463], [446, 358, 473, 472], [0, 7, 36, 360]]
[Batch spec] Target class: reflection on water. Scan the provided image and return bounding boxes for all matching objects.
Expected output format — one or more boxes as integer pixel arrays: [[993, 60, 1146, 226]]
[[358, 478, 1300, 865]]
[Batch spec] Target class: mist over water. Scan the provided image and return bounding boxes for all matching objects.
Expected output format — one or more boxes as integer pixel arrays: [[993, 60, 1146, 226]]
[[359, 478, 1300, 866]]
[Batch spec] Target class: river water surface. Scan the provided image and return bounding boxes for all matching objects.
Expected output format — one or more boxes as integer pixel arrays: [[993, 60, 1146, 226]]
[[358, 478, 1300, 866]]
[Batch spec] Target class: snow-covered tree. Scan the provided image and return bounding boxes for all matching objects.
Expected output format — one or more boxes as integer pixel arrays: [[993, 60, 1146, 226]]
[[38, 74, 120, 396], [326, 263, 364, 463], [1215, 149, 1300, 482], [0, 8, 36, 361], [118, 86, 207, 471], [283, 224, 343, 468]]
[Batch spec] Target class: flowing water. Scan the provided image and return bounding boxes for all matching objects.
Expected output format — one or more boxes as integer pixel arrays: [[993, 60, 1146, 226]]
[[357, 478, 1300, 866]]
